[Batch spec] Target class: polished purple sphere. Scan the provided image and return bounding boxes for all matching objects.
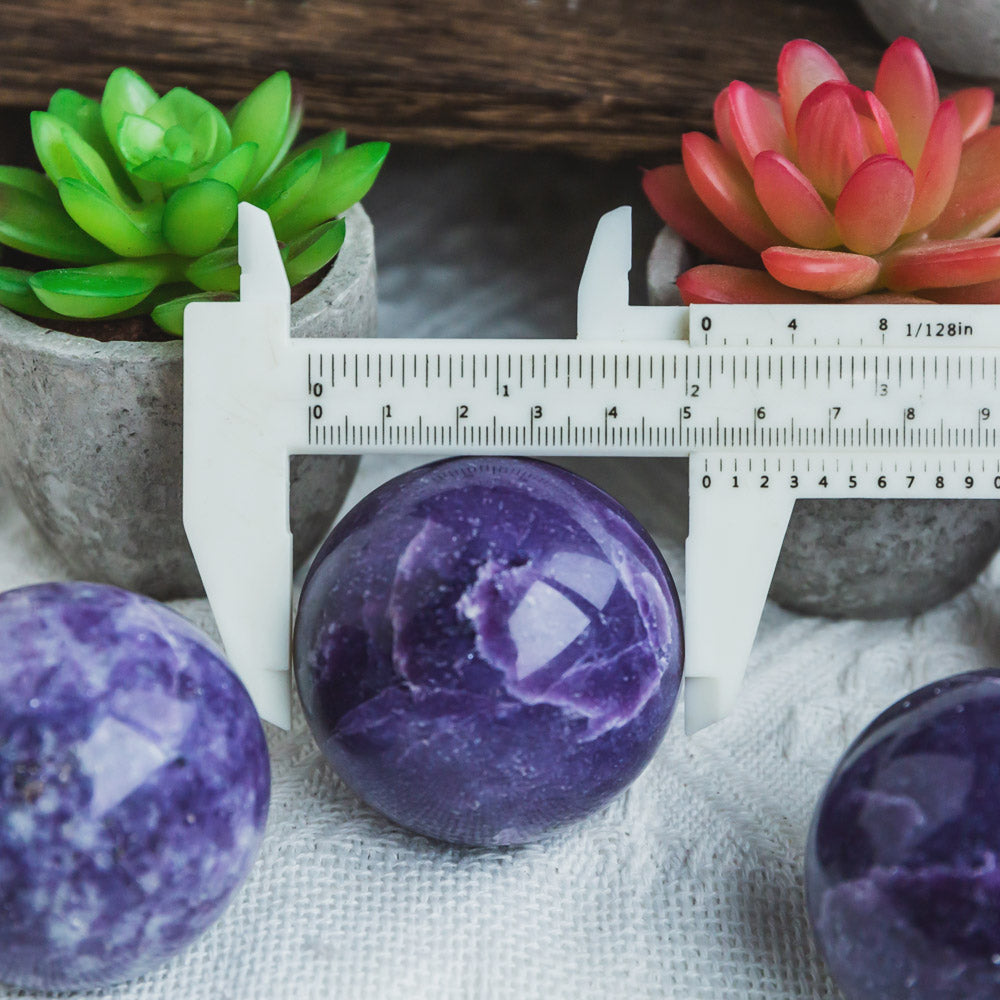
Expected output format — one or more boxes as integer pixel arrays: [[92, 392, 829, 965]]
[[807, 671, 1000, 999], [0, 582, 270, 991], [294, 457, 683, 846]]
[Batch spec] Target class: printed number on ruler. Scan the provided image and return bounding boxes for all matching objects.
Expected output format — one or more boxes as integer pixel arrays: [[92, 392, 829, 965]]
[[693, 454, 1000, 499]]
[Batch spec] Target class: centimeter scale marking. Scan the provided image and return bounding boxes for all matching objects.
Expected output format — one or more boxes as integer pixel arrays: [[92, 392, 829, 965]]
[[183, 203, 1000, 737]]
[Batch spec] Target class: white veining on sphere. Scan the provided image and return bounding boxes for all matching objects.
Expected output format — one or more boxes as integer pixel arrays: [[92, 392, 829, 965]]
[[508, 581, 591, 679], [544, 552, 618, 610], [75, 717, 171, 816]]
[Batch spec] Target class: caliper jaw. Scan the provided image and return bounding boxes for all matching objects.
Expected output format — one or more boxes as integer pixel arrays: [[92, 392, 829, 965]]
[[577, 208, 795, 734], [683, 460, 794, 733], [183, 204, 297, 728]]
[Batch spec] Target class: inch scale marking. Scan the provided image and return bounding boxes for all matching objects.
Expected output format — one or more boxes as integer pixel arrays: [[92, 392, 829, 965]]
[[183, 204, 1000, 733], [301, 342, 1000, 457]]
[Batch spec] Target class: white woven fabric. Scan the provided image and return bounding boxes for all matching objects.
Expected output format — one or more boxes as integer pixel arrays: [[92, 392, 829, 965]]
[[2, 146, 996, 999]]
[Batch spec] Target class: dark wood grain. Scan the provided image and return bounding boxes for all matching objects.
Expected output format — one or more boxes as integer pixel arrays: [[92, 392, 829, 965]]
[[0, 0, 989, 159]]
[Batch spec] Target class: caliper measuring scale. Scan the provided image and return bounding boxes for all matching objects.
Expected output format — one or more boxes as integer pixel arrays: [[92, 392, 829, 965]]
[[184, 203, 1000, 731]]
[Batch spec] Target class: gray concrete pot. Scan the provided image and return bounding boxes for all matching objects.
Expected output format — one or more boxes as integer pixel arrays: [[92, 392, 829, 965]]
[[0, 204, 377, 600], [647, 224, 1000, 618], [859, 0, 1000, 79]]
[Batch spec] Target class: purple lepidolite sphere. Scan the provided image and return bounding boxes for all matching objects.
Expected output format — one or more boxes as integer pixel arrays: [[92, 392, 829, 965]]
[[0, 582, 270, 991], [294, 457, 683, 846], [806, 671, 1000, 999]]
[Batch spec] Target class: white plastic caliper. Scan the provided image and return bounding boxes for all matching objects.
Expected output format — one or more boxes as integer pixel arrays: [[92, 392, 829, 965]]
[[185, 203, 1000, 731]]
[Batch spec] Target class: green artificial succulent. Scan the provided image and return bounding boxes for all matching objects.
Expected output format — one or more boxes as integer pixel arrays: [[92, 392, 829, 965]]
[[0, 68, 388, 335]]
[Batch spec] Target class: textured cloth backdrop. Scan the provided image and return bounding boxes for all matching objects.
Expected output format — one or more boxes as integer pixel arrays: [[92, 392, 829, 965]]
[[3, 147, 998, 1000]]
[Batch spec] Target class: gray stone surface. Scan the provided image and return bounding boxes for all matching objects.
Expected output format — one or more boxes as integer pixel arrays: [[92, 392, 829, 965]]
[[645, 224, 1000, 618], [772, 497, 1000, 618], [859, 0, 1000, 79], [0, 204, 376, 599]]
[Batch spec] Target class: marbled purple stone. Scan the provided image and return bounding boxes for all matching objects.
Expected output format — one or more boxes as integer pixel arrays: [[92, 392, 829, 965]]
[[0, 582, 270, 991], [294, 457, 683, 846], [806, 671, 1000, 1000]]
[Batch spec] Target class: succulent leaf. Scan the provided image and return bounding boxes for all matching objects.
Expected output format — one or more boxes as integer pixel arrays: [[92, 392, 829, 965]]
[[0, 177, 112, 263], [100, 68, 162, 201], [101, 68, 158, 138], [289, 128, 347, 164], [147, 88, 233, 169], [164, 125, 194, 164], [752, 151, 838, 249], [0, 165, 56, 201], [795, 83, 867, 199], [835, 154, 914, 255], [29, 258, 177, 318], [153, 89, 225, 143], [163, 179, 237, 256], [882, 239, 1000, 291], [777, 39, 849, 136], [0, 267, 62, 319], [903, 100, 961, 234], [144, 88, 196, 128], [118, 113, 168, 166], [31, 112, 132, 209], [229, 71, 293, 192], [151, 290, 238, 335], [130, 156, 194, 186], [681, 133, 783, 252], [727, 82, 791, 173], [762, 246, 880, 298], [712, 88, 738, 156], [50, 90, 108, 150], [185, 245, 240, 291], [643, 164, 760, 266], [281, 217, 346, 285], [929, 126, 1000, 240], [260, 84, 304, 186], [863, 91, 901, 159], [207, 142, 259, 195], [677, 264, 824, 304], [274, 141, 389, 239], [842, 291, 934, 305], [58, 178, 166, 257], [874, 37, 939, 168], [952, 87, 995, 140], [48, 89, 136, 196], [252, 147, 322, 220], [191, 110, 228, 166], [919, 278, 1000, 303]]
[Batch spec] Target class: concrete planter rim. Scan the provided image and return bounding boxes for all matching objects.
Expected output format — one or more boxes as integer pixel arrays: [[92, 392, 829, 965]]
[[0, 308, 182, 360]]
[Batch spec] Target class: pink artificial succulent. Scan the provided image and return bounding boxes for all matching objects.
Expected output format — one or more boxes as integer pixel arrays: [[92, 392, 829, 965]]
[[643, 37, 1000, 304]]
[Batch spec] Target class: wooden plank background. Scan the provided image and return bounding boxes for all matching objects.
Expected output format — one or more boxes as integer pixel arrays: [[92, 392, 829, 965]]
[[0, 0, 990, 160]]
